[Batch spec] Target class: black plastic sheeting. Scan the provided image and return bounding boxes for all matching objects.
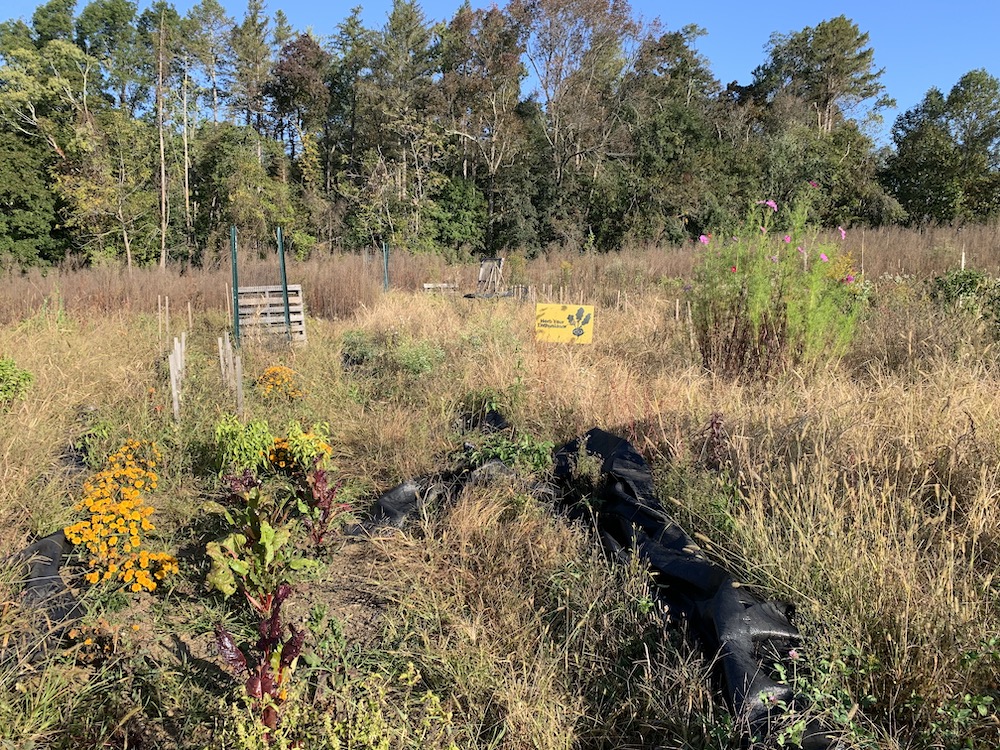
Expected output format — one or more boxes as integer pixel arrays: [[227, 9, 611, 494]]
[[10, 530, 81, 659], [367, 421, 841, 749], [554, 429, 839, 748]]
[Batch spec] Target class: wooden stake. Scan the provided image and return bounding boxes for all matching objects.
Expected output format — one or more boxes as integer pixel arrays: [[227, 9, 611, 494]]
[[224, 331, 235, 389], [169, 351, 180, 421]]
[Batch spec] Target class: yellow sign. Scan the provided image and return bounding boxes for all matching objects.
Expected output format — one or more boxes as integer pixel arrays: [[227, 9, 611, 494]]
[[534, 304, 594, 344]]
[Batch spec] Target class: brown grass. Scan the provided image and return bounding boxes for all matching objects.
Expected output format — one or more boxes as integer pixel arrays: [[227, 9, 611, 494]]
[[3, 220, 997, 327], [0, 245, 998, 747]]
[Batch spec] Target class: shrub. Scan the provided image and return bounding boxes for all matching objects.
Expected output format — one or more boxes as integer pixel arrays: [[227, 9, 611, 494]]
[[928, 268, 1000, 335], [689, 202, 863, 379], [215, 416, 275, 474], [0, 356, 33, 406]]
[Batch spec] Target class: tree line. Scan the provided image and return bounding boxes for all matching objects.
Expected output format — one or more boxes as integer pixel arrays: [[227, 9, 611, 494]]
[[1, 0, 998, 268]]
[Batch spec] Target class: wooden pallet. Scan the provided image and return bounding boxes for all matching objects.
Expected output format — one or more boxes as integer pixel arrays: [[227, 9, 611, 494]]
[[237, 284, 306, 342]]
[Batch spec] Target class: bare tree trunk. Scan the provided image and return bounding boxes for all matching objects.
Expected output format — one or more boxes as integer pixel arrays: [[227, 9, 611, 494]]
[[117, 206, 133, 272], [183, 59, 193, 249], [157, 14, 168, 268]]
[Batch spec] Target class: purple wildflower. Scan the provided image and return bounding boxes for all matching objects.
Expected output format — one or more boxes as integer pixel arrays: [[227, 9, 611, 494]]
[[699, 234, 710, 245]]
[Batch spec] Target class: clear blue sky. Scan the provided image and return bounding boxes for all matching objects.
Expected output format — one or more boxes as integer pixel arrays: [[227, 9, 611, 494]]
[[4, 0, 999, 145]]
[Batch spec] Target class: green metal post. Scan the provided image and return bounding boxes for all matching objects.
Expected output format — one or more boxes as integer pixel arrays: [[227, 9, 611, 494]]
[[230, 225, 240, 344], [277, 227, 292, 342], [382, 241, 390, 291]]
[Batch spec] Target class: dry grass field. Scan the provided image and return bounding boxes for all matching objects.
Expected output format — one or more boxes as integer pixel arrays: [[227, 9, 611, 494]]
[[0, 228, 998, 749]]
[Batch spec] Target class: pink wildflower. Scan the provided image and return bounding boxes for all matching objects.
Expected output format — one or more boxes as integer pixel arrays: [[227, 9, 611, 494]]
[[783, 235, 791, 243], [820, 253, 829, 262], [699, 234, 710, 245], [756, 199, 778, 212], [808, 180, 819, 188], [838, 226, 846, 240], [844, 274, 855, 284], [730, 266, 737, 273], [796, 246, 804, 254]]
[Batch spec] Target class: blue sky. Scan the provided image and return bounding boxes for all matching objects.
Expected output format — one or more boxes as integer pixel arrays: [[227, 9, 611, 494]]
[[4, 0, 999, 145]]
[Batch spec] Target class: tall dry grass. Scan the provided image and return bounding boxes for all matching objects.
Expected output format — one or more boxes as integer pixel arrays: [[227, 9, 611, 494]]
[[3, 220, 998, 326], [0, 243, 998, 746]]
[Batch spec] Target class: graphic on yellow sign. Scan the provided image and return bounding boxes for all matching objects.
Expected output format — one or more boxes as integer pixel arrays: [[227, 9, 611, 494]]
[[534, 304, 594, 344]]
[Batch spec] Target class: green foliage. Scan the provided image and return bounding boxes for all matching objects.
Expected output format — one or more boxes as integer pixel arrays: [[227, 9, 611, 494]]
[[341, 329, 444, 377], [215, 415, 274, 474], [468, 432, 554, 476], [928, 268, 1000, 336], [205, 487, 312, 611], [0, 128, 62, 267], [0, 356, 33, 406], [283, 422, 333, 471], [884, 70, 1000, 224], [689, 201, 863, 379], [929, 269, 993, 309]]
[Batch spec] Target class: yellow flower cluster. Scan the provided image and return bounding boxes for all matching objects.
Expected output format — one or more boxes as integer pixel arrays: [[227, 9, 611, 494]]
[[268, 437, 294, 471], [64, 440, 179, 593], [256, 366, 303, 400], [264, 432, 333, 473]]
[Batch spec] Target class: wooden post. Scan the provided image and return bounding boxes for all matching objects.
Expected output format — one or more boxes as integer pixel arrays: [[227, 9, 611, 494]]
[[225, 331, 235, 389], [165, 296, 170, 340], [169, 349, 180, 421]]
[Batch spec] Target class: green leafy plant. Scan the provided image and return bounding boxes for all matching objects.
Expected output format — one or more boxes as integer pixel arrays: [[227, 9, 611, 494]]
[[282, 422, 333, 472], [205, 486, 311, 614], [0, 356, 33, 406], [929, 268, 1000, 336], [215, 416, 274, 474], [928, 268, 993, 309], [468, 432, 555, 476], [688, 200, 863, 379]]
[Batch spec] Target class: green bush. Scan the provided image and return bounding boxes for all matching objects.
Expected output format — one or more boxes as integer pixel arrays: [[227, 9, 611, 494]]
[[688, 202, 863, 379], [928, 268, 1000, 334], [0, 356, 33, 406]]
